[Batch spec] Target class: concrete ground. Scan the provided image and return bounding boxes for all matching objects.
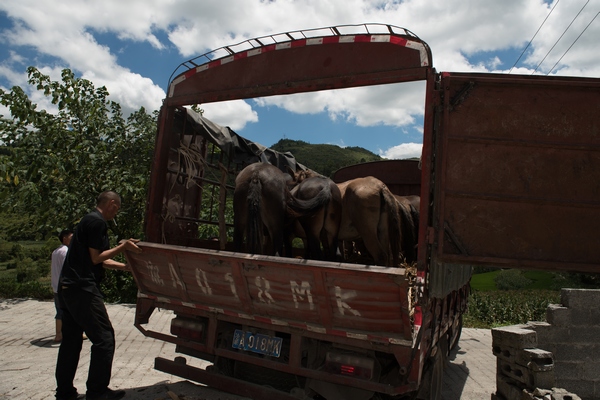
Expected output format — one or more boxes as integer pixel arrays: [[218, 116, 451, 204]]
[[0, 299, 496, 400]]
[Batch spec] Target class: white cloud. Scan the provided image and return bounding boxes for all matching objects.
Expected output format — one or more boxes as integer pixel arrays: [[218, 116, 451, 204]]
[[0, 0, 167, 115], [201, 100, 258, 131], [255, 81, 426, 129], [0, 0, 598, 138], [380, 142, 423, 160]]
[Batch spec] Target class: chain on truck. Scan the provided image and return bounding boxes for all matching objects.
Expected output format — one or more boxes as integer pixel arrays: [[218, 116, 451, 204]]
[[124, 23, 600, 400]]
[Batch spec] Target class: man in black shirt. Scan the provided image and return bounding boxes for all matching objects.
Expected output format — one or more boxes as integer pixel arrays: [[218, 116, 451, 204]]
[[55, 191, 141, 400]]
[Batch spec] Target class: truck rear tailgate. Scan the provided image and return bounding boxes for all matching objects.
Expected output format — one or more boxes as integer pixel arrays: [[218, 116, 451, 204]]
[[127, 242, 415, 342]]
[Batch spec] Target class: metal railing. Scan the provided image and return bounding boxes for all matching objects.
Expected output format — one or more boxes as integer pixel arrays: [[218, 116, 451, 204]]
[[167, 23, 421, 87]]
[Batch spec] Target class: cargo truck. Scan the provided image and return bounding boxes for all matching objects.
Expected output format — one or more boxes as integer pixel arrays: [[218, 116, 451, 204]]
[[125, 23, 600, 400]]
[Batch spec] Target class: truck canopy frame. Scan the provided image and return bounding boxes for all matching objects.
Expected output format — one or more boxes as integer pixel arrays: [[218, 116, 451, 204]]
[[165, 23, 432, 106]]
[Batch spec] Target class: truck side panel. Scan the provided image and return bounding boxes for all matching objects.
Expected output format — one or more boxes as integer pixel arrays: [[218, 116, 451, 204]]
[[433, 73, 600, 273]]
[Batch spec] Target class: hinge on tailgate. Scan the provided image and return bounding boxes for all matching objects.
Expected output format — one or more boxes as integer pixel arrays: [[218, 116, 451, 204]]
[[449, 81, 475, 111]]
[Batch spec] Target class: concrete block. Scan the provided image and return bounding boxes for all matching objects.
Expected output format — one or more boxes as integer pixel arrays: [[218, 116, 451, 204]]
[[548, 387, 582, 400], [492, 325, 538, 349], [535, 343, 558, 359], [553, 361, 583, 381], [560, 288, 600, 310], [496, 373, 526, 400], [497, 359, 555, 389], [524, 388, 582, 400], [530, 370, 555, 390], [545, 304, 571, 327], [493, 345, 554, 372], [524, 388, 552, 399], [493, 343, 515, 362], [580, 360, 600, 381], [569, 308, 600, 326], [526, 322, 570, 346], [523, 348, 554, 372], [554, 343, 600, 362], [556, 379, 594, 399], [567, 326, 600, 343], [526, 321, 551, 329]]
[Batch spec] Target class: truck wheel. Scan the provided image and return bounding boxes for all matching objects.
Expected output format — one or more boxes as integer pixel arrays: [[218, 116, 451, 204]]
[[449, 314, 463, 352], [417, 332, 448, 400], [416, 348, 444, 400]]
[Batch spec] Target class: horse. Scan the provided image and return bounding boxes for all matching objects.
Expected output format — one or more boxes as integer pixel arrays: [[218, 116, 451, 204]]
[[288, 171, 342, 261], [337, 176, 402, 267], [233, 162, 332, 256], [394, 195, 420, 264]]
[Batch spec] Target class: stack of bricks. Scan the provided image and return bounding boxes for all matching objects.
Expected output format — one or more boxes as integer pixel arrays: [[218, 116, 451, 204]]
[[528, 289, 600, 400], [491, 288, 600, 400], [491, 324, 563, 399]]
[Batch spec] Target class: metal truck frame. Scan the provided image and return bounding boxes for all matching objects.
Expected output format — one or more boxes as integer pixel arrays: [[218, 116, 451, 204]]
[[125, 24, 600, 400]]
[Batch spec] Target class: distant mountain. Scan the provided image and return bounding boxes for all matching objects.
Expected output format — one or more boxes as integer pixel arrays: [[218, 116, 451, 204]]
[[271, 139, 382, 177]]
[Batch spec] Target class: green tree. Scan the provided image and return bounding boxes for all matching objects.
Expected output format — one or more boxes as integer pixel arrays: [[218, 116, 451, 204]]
[[0, 67, 156, 240]]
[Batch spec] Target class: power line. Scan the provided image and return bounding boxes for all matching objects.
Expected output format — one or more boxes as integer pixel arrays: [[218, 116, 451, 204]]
[[509, 0, 560, 74], [532, 0, 590, 74], [547, 11, 599, 74]]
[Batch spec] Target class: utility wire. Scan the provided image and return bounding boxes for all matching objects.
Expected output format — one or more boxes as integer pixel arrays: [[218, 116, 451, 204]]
[[509, 0, 560, 74], [532, 0, 590, 74], [547, 11, 599, 74]]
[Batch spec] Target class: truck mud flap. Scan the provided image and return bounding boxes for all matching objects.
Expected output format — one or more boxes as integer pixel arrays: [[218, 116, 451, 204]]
[[154, 356, 300, 400]]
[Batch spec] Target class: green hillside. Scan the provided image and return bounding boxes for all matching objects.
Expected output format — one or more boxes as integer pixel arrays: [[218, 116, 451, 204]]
[[271, 139, 382, 177]]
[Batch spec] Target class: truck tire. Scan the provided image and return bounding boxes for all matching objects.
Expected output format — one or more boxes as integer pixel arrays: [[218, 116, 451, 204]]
[[449, 314, 463, 352], [416, 334, 447, 400], [415, 350, 443, 400]]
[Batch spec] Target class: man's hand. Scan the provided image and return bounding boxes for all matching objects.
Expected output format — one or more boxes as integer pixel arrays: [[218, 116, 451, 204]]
[[120, 239, 142, 253]]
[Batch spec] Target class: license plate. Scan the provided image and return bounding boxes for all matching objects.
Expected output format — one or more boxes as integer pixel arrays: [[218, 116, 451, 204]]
[[232, 329, 283, 358]]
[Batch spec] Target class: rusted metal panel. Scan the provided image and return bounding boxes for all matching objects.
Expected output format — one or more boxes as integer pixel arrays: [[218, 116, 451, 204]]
[[127, 242, 413, 340], [433, 72, 600, 274], [325, 272, 412, 338], [333, 159, 422, 196]]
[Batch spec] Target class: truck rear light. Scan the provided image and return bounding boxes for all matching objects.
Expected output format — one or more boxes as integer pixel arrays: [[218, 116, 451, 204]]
[[170, 317, 205, 341], [324, 352, 374, 380]]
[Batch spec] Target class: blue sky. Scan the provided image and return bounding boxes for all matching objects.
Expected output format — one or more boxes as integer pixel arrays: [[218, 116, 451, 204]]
[[1, 0, 598, 159]]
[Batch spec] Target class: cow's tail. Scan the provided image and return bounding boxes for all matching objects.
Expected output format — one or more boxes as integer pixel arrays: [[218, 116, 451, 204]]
[[246, 172, 263, 254], [382, 188, 401, 266]]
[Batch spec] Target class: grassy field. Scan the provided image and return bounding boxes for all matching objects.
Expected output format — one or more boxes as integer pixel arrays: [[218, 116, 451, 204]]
[[466, 267, 600, 327], [470, 269, 560, 291]]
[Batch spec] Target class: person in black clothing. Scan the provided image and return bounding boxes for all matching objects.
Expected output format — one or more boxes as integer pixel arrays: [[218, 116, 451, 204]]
[[55, 191, 142, 400]]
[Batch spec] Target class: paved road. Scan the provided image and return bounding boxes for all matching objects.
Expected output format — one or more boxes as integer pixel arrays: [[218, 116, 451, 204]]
[[0, 299, 496, 400]]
